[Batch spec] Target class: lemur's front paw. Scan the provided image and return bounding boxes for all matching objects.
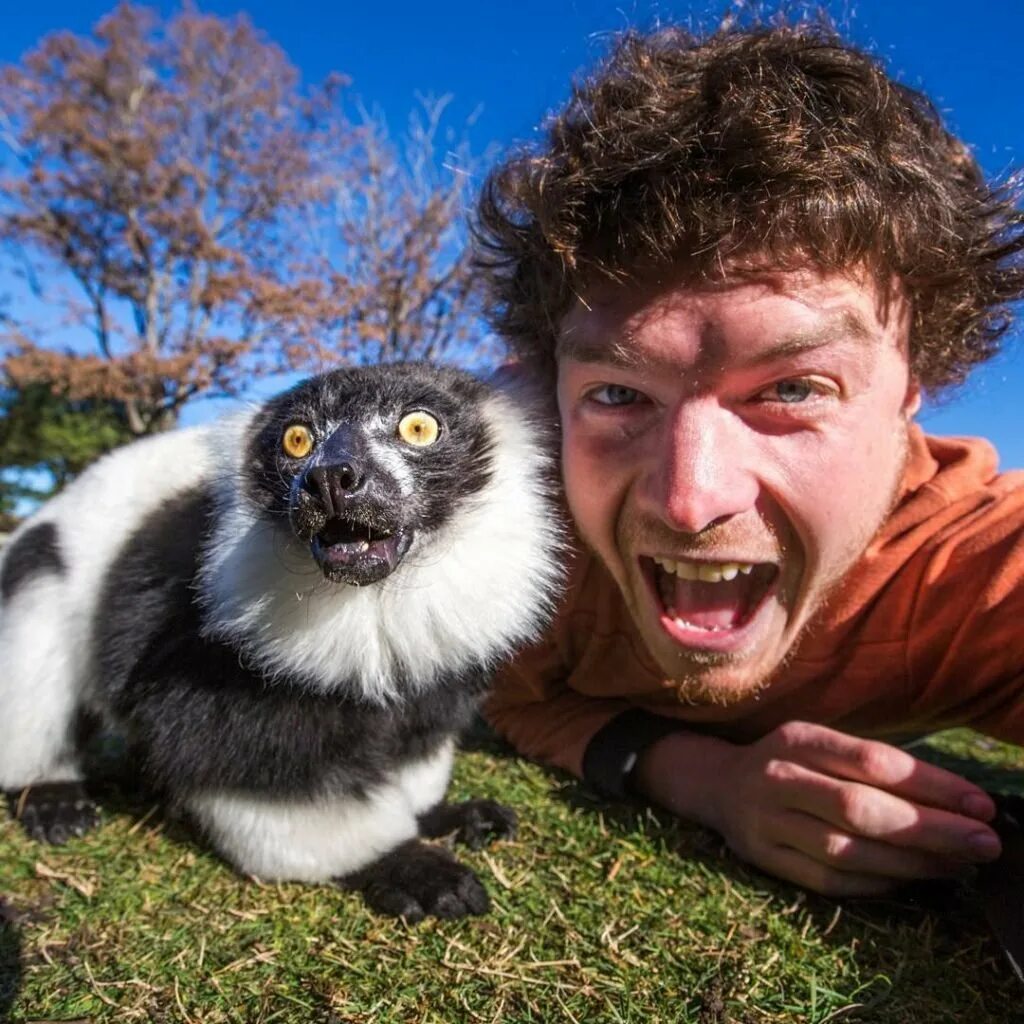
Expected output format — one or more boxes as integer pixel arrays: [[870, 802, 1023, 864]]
[[418, 798, 518, 850], [6, 782, 100, 845], [343, 840, 490, 922]]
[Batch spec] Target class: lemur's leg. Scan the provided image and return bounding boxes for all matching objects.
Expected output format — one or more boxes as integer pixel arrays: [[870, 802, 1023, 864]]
[[186, 787, 420, 883], [395, 740, 457, 814], [0, 526, 95, 843], [397, 738, 518, 848], [417, 799, 518, 849], [341, 839, 490, 922], [396, 739, 518, 847]]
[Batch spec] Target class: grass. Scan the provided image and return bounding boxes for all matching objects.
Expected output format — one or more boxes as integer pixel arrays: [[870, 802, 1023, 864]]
[[3, 728, 1024, 1023]]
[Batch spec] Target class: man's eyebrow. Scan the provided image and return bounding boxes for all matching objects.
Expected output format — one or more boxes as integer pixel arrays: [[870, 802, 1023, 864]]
[[743, 310, 876, 367], [554, 331, 644, 367], [556, 309, 876, 368]]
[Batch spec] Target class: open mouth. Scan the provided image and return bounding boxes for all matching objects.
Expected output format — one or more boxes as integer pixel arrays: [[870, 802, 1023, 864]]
[[645, 556, 779, 636], [310, 516, 412, 585]]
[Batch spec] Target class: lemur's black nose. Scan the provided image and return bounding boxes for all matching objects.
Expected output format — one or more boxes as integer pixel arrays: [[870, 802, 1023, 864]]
[[304, 462, 366, 515]]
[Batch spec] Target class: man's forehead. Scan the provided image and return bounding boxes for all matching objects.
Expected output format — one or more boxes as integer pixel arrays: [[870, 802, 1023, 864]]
[[556, 268, 905, 366]]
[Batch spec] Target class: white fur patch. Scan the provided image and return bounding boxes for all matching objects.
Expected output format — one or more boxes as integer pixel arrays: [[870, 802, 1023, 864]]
[[188, 742, 454, 880], [0, 575, 81, 787], [0, 423, 239, 787], [397, 739, 456, 815], [198, 390, 563, 702], [367, 432, 416, 496]]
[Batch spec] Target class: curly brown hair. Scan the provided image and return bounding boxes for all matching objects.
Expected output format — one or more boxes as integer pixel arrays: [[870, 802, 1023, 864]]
[[475, 19, 1024, 392]]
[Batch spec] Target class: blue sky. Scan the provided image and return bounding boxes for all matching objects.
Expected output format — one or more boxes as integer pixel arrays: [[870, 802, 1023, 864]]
[[3, 1, 1023, 466]]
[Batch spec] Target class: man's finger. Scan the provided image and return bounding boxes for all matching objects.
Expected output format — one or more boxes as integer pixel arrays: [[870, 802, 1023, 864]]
[[773, 760, 1002, 861], [774, 809, 966, 881], [762, 844, 897, 898], [782, 724, 996, 820]]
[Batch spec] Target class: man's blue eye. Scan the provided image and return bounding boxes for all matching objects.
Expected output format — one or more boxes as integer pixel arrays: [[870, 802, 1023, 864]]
[[772, 380, 813, 403], [591, 384, 640, 406]]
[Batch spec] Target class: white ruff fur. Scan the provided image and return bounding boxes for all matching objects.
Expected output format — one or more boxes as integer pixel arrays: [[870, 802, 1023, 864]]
[[188, 741, 454, 880], [0, 423, 236, 789], [198, 391, 562, 702]]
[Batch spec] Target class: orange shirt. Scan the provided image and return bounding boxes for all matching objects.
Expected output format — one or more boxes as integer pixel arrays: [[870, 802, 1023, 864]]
[[484, 427, 1024, 777]]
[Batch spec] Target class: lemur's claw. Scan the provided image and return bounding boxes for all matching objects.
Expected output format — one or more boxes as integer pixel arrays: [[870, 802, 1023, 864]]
[[342, 840, 490, 922], [8, 782, 100, 845], [417, 798, 518, 849], [451, 799, 518, 849]]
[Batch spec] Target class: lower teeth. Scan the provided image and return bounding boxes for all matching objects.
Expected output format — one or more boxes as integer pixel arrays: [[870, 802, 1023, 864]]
[[670, 615, 732, 633]]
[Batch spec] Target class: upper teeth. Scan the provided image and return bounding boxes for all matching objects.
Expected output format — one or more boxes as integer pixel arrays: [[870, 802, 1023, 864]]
[[653, 558, 755, 582]]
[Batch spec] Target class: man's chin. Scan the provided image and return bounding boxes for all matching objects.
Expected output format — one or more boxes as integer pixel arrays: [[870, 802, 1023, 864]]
[[636, 615, 789, 707], [669, 669, 772, 707]]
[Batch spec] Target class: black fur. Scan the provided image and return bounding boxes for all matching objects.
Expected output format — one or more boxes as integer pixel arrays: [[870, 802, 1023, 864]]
[[94, 489, 489, 800], [418, 799, 519, 849], [0, 522, 65, 601]]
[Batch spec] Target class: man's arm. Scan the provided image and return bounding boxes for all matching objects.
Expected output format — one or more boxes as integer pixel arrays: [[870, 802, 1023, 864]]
[[489, 639, 1004, 895], [485, 684, 632, 778], [632, 721, 1001, 895]]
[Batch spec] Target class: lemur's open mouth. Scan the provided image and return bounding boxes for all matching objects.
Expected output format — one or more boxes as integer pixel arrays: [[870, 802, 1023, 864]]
[[310, 515, 413, 586]]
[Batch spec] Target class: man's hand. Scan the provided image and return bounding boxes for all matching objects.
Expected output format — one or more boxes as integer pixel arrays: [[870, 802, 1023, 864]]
[[632, 721, 1001, 896]]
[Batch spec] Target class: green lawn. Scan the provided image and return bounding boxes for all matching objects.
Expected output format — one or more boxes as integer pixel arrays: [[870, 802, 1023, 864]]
[[2, 729, 1023, 1023]]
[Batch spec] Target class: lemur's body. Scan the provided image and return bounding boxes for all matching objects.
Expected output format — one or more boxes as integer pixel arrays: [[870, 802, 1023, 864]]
[[0, 364, 561, 919]]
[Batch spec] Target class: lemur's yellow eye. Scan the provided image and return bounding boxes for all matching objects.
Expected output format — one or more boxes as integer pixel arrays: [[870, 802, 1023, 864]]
[[398, 411, 440, 447], [282, 424, 314, 459]]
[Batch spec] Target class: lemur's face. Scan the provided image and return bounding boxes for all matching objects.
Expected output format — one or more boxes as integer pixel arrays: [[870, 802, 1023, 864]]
[[244, 365, 495, 586]]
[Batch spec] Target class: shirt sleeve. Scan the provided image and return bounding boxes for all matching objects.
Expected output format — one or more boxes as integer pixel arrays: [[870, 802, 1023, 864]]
[[483, 634, 633, 779], [906, 491, 1024, 743]]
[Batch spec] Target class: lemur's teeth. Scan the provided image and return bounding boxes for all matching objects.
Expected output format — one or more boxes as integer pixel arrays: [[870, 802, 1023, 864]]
[[655, 558, 757, 582]]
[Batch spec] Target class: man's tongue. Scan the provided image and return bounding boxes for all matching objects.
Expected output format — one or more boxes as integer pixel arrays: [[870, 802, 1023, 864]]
[[662, 575, 751, 630]]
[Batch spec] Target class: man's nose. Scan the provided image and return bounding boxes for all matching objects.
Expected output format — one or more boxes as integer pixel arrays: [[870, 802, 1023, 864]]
[[642, 401, 760, 534]]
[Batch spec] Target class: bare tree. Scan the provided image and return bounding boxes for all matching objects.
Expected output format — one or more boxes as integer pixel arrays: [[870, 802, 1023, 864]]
[[298, 94, 495, 369]]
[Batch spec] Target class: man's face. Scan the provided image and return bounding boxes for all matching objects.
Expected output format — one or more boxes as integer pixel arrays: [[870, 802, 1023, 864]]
[[557, 267, 920, 704]]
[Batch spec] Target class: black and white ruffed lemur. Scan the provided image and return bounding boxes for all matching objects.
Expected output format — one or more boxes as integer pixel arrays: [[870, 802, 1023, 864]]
[[0, 364, 562, 921]]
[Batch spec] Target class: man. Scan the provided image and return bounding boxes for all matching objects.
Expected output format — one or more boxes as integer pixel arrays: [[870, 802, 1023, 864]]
[[475, 19, 1024, 897]]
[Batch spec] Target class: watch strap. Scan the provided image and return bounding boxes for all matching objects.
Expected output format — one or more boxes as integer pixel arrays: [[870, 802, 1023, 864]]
[[582, 709, 685, 801]]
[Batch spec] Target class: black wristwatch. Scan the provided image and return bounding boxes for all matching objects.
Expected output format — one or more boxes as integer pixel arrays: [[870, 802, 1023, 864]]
[[581, 709, 685, 801]]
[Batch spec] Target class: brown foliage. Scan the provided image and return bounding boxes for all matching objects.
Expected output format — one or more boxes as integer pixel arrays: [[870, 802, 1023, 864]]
[[0, 3, 483, 435]]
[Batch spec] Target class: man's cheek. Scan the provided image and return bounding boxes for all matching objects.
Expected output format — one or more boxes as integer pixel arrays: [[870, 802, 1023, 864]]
[[562, 458, 604, 528], [563, 447, 619, 540], [564, 420, 636, 463], [565, 428, 629, 485]]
